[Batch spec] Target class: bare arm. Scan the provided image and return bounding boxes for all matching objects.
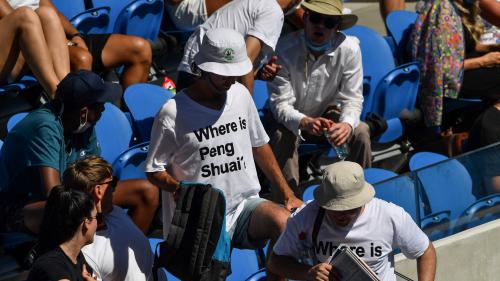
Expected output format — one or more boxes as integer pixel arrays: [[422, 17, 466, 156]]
[[464, 52, 500, 70], [146, 170, 180, 193], [269, 252, 332, 281], [417, 242, 437, 281], [240, 35, 262, 94], [480, 0, 500, 27], [39, 166, 62, 196], [252, 144, 302, 210]]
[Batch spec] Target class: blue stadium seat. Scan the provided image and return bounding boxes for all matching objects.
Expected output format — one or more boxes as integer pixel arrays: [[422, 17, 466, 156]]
[[113, 0, 164, 41], [6, 112, 28, 132], [385, 10, 418, 64], [253, 80, 269, 117], [457, 194, 500, 231], [90, 0, 134, 33], [302, 184, 319, 202], [344, 25, 395, 120], [344, 25, 419, 143], [373, 175, 419, 222], [123, 83, 174, 142], [226, 249, 261, 281], [0, 139, 2, 149], [364, 168, 398, 185], [112, 142, 149, 180], [51, 0, 110, 34], [245, 268, 267, 281], [95, 103, 133, 164], [409, 152, 448, 171]]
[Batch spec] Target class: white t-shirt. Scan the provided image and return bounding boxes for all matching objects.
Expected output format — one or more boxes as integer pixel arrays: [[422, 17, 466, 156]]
[[178, 0, 284, 74], [144, 83, 269, 233], [273, 199, 430, 281], [82, 206, 153, 281], [8, 0, 39, 10]]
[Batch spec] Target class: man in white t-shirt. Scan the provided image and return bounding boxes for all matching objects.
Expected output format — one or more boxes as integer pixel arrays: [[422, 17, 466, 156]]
[[145, 28, 302, 281], [63, 156, 153, 281], [269, 161, 437, 281], [176, 0, 303, 92]]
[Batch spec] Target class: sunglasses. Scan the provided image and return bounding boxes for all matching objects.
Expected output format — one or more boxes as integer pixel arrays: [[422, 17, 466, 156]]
[[306, 11, 341, 29], [98, 177, 119, 192]]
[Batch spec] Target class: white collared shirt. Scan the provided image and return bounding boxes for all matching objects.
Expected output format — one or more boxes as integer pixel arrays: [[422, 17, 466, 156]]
[[268, 30, 364, 136]]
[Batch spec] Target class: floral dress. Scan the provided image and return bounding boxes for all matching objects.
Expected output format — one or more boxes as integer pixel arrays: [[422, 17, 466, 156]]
[[409, 0, 465, 127]]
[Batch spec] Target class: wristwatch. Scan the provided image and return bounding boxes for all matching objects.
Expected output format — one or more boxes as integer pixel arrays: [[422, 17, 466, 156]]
[[67, 32, 82, 40]]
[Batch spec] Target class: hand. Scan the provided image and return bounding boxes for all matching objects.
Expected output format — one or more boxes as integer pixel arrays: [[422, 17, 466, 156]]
[[82, 264, 96, 281], [479, 51, 500, 68], [300, 117, 333, 136], [284, 194, 303, 212], [325, 122, 352, 146], [306, 263, 332, 281], [257, 56, 282, 81]]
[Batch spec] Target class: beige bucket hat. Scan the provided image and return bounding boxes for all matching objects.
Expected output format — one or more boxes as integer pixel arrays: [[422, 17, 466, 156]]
[[314, 161, 375, 211], [302, 0, 358, 30]]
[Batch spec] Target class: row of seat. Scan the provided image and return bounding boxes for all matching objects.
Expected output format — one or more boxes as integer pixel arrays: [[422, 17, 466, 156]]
[[301, 151, 500, 240], [52, 0, 164, 41]]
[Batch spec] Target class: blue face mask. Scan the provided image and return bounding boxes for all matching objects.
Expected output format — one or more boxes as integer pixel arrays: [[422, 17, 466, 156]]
[[303, 34, 332, 53]]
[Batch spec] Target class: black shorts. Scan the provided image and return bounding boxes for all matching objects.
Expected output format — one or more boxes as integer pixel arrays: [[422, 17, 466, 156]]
[[82, 34, 112, 74], [0, 192, 29, 233]]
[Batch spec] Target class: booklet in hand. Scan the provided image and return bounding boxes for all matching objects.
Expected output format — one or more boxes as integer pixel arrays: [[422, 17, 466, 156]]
[[327, 244, 381, 281]]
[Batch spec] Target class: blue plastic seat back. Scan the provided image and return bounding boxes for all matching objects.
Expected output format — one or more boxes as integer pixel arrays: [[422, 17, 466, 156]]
[[7, 112, 28, 132], [371, 62, 420, 120], [364, 168, 398, 185], [0, 139, 2, 150], [71, 7, 111, 34], [124, 83, 175, 142], [95, 103, 133, 164], [373, 175, 419, 222], [90, 0, 134, 32], [51, 0, 87, 20], [385, 10, 418, 64], [343, 25, 396, 119], [302, 184, 319, 202], [245, 268, 266, 281], [112, 142, 149, 180], [409, 152, 448, 171], [253, 80, 269, 117], [410, 152, 476, 221], [113, 0, 164, 41], [226, 248, 261, 281], [456, 194, 500, 232]]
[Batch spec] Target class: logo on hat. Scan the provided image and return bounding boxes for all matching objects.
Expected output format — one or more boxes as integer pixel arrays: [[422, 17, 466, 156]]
[[223, 48, 235, 62]]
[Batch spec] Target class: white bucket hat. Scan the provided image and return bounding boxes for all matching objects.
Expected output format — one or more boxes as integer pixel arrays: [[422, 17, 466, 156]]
[[314, 161, 375, 211], [194, 28, 253, 77]]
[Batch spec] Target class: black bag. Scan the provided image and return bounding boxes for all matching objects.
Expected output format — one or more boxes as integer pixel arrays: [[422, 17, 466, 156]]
[[153, 182, 230, 281]]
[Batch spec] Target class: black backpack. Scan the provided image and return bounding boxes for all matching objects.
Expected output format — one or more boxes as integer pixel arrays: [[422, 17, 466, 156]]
[[153, 182, 231, 281]]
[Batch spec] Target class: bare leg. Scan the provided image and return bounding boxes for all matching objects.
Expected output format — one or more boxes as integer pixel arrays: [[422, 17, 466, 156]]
[[112, 179, 159, 234], [0, 7, 59, 96], [100, 34, 152, 88], [22, 201, 46, 234], [380, 0, 406, 20], [68, 45, 93, 71], [36, 5, 70, 80], [247, 201, 290, 281]]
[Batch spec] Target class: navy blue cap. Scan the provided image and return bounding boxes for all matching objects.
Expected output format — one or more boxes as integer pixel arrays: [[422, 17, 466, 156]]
[[56, 70, 122, 111]]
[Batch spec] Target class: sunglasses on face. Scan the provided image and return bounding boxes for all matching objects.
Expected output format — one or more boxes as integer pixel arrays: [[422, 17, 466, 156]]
[[98, 177, 119, 192], [306, 11, 341, 29]]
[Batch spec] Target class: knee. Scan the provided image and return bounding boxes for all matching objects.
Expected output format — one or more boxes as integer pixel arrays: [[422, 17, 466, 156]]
[[13, 7, 39, 28], [35, 6, 59, 23], [268, 205, 290, 239], [129, 37, 152, 64], [353, 122, 371, 145], [70, 48, 93, 70], [139, 180, 159, 208]]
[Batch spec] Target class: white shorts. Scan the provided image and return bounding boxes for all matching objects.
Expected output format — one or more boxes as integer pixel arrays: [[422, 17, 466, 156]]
[[8, 0, 40, 10]]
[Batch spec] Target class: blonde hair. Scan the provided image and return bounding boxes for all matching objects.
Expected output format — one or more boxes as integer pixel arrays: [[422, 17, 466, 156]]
[[63, 155, 113, 194], [454, 0, 484, 44]]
